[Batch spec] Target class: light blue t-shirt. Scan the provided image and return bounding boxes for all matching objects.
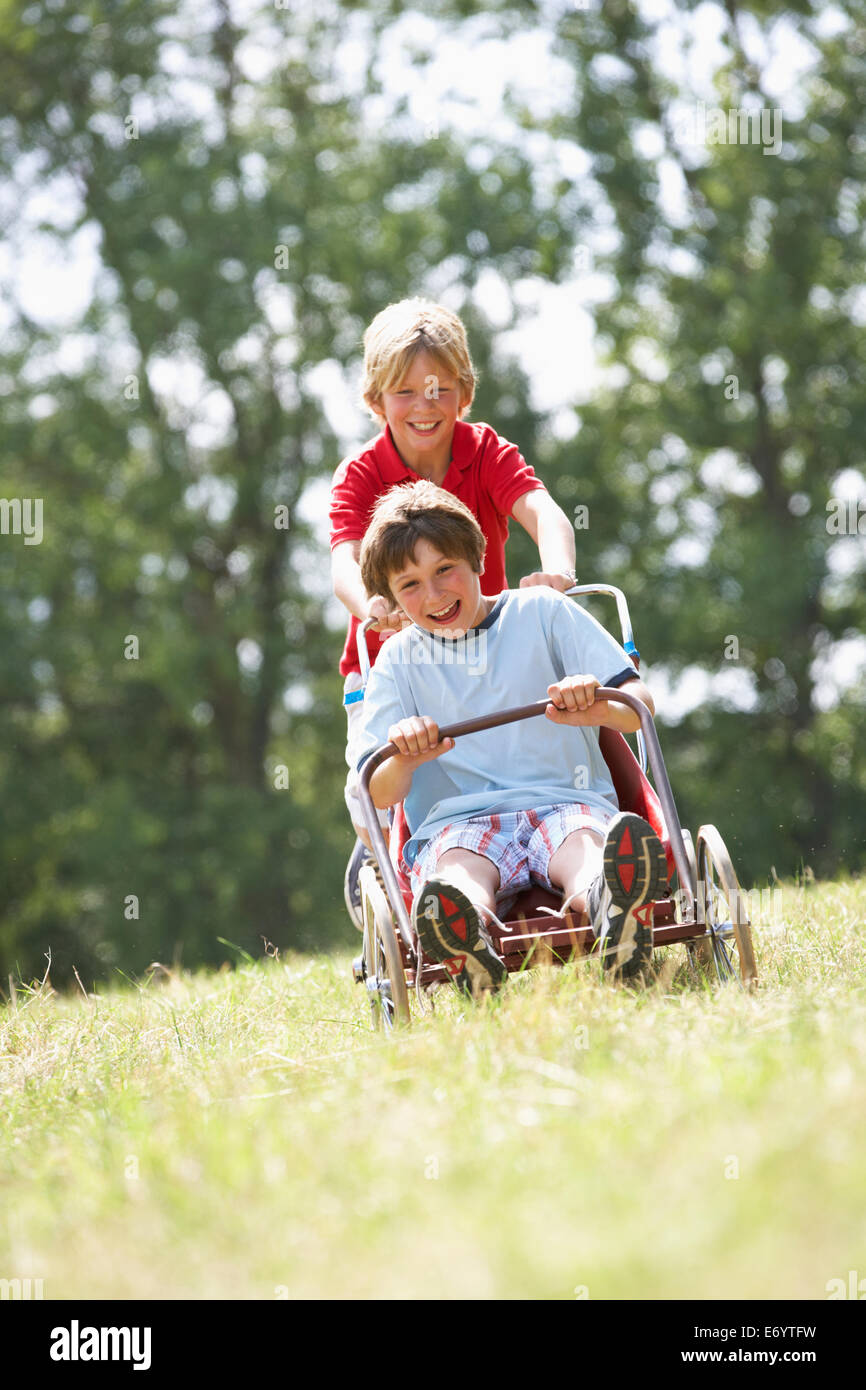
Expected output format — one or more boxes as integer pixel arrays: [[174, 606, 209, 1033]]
[[355, 587, 639, 867]]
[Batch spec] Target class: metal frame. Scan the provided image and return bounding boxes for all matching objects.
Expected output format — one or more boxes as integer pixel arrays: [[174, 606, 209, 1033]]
[[356, 685, 698, 963], [565, 584, 647, 773]]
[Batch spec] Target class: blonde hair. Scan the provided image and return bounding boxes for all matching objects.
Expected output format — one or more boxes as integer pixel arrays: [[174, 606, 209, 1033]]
[[360, 298, 477, 421], [360, 480, 486, 605]]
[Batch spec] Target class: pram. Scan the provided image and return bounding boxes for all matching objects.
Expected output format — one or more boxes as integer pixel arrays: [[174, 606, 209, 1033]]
[[351, 585, 757, 1029]]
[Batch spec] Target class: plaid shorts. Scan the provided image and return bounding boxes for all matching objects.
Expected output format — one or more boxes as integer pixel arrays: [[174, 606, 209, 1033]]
[[408, 803, 615, 897]]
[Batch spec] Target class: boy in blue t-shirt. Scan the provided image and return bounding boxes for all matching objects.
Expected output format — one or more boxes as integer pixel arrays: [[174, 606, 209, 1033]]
[[356, 481, 667, 993]]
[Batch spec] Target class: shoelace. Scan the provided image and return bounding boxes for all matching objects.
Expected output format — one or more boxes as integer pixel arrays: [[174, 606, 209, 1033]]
[[473, 901, 515, 937], [537, 882, 595, 920]]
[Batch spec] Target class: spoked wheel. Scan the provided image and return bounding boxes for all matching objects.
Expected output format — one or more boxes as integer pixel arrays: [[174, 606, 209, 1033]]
[[674, 827, 706, 979], [694, 825, 758, 990], [360, 864, 411, 1031], [674, 827, 698, 923], [673, 828, 711, 987]]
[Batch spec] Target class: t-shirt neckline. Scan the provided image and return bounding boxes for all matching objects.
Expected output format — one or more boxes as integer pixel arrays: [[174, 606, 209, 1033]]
[[412, 591, 507, 645]]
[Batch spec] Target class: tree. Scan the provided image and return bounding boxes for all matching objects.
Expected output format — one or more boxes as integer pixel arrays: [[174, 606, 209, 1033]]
[[517, 0, 866, 878], [0, 0, 564, 982]]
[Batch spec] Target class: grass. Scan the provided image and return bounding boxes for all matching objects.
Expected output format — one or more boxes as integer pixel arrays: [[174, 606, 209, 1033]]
[[1, 877, 865, 1300]]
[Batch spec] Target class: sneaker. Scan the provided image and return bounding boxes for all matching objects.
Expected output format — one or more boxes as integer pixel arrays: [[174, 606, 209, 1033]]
[[413, 877, 506, 998], [344, 838, 371, 931], [345, 838, 392, 930], [588, 813, 666, 981]]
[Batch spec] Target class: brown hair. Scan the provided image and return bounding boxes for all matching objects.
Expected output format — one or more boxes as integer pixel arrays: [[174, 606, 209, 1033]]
[[360, 298, 477, 422], [360, 480, 486, 605]]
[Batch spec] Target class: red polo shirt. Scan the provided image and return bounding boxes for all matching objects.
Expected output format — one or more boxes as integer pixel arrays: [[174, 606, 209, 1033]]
[[330, 419, 546, 676]]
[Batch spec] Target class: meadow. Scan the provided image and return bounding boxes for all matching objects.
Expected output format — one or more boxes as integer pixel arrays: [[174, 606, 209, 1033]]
[[1, 878, 864, 1301]]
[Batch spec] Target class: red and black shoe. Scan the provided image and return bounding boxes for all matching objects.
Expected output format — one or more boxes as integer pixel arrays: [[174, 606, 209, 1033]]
[[413, 878, 506, 998], [588, 813, 666, 981]]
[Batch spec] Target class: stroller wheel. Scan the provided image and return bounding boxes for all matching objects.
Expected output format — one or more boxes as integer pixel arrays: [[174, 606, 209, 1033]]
[[693, 825, 758, 990], [360, 864, 410, 1031]]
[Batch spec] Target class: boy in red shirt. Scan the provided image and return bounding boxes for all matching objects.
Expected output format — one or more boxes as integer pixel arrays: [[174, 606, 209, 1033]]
[[331, 297, 577, 925]]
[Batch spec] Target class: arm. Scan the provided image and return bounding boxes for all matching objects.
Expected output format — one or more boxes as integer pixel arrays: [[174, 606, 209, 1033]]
[[368, 716, 455, 809], [545, 675, 655, 735], [510, 489, 576, 592], [331, 539, 406, 631]]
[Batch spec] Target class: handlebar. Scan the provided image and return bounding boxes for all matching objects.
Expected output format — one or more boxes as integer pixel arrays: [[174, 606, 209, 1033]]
[[356, 686, 696, 957], [565, 584, 639, 664], [356, 617, 376, 685], [565, 584, 645, 772]]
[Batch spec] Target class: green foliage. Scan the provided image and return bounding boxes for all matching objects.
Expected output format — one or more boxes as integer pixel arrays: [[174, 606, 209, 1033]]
[[0, 0, 560, 982], [1, 0, 863, 982], [529, 0, 866, 879]]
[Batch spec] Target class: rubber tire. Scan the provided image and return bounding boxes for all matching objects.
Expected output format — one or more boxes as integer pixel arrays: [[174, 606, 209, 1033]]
[[694, 825, 758, 990], [360, 864, 411, 1030]]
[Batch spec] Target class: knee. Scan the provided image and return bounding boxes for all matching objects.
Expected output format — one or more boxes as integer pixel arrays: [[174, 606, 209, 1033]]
[[435, 849, 499, 899]]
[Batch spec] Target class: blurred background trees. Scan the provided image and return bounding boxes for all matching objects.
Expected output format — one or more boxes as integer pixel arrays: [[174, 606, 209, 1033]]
[[1, 0, 863, 985]]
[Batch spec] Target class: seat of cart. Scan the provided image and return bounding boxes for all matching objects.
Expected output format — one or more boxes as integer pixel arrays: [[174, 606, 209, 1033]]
[[385, 724, 696, 983]]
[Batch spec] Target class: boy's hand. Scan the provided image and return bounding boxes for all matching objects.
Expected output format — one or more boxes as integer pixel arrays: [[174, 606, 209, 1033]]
[[520, 571, 576, 593], [386, 716, 455, 763], [546, 675, 651, 732], [545, 675, 608, 726], [366, 595, 410, 633]]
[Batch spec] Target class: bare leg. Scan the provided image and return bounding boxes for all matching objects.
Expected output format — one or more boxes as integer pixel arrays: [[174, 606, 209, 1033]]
[[353, 821, 374, 853], [547, 828, 604, 913], [434, 847, 500, 917], [414, 847, 506, 995]]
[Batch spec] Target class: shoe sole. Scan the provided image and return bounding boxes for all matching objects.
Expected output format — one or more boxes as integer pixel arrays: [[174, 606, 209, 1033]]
[[413, 878, 506, 997], [599, 813, 667, 979]]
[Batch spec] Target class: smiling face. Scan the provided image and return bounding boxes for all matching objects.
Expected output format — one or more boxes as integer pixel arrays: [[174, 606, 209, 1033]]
[[370, 349, 472, 482], [390, 538, 493, 636]]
